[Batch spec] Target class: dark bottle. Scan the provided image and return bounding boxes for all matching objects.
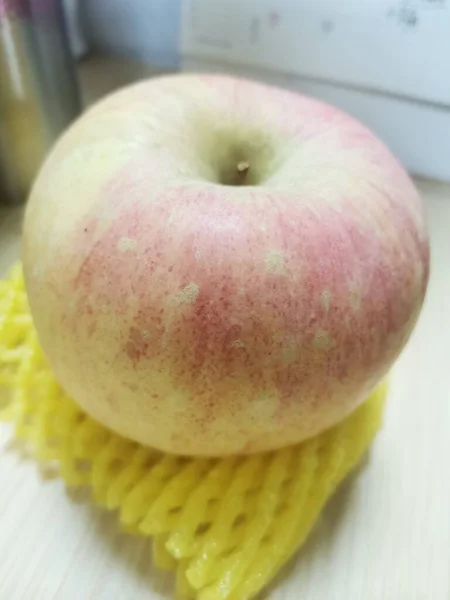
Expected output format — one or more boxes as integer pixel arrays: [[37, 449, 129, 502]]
[[0, 0, 81, 204]]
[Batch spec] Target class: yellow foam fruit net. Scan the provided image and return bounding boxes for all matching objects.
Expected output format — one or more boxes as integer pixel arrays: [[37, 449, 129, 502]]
[[0, 263, 386, 600]]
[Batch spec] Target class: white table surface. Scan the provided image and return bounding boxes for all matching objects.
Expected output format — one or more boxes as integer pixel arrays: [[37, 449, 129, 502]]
[[1, 57, 449, 600]]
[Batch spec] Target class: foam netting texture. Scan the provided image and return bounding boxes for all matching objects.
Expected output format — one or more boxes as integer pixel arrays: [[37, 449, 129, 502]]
[[0, 264, 386, 600]]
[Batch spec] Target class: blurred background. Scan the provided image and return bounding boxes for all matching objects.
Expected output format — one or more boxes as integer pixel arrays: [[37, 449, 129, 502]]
[[1, 0, 450, 206], [1, 4, 449, 599]]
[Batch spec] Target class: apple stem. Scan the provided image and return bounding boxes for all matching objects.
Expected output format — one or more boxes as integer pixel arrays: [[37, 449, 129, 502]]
[[236, 160, 250, 185]]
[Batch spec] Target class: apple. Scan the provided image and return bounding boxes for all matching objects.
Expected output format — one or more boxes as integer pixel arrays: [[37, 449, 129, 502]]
[[22, 74, 429, 456]]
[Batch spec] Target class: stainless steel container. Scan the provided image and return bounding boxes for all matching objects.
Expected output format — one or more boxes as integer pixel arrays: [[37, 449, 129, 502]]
[[0, 0, 81, 204]]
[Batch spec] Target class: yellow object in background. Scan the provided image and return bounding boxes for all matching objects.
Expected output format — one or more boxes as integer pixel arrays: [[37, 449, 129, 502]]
[[0, 264, 386, 600]]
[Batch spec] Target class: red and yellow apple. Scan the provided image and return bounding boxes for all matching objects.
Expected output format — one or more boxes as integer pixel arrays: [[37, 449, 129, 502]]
[[22, 75, 429, 456]]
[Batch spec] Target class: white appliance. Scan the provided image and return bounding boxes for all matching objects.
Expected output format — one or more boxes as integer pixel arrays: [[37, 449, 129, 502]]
[[84, 0, 450, 181], [180, 0, 450, 182]]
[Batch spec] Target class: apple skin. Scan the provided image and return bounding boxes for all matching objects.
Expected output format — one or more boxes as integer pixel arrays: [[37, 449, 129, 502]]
[[22, 74, 429, 456]]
